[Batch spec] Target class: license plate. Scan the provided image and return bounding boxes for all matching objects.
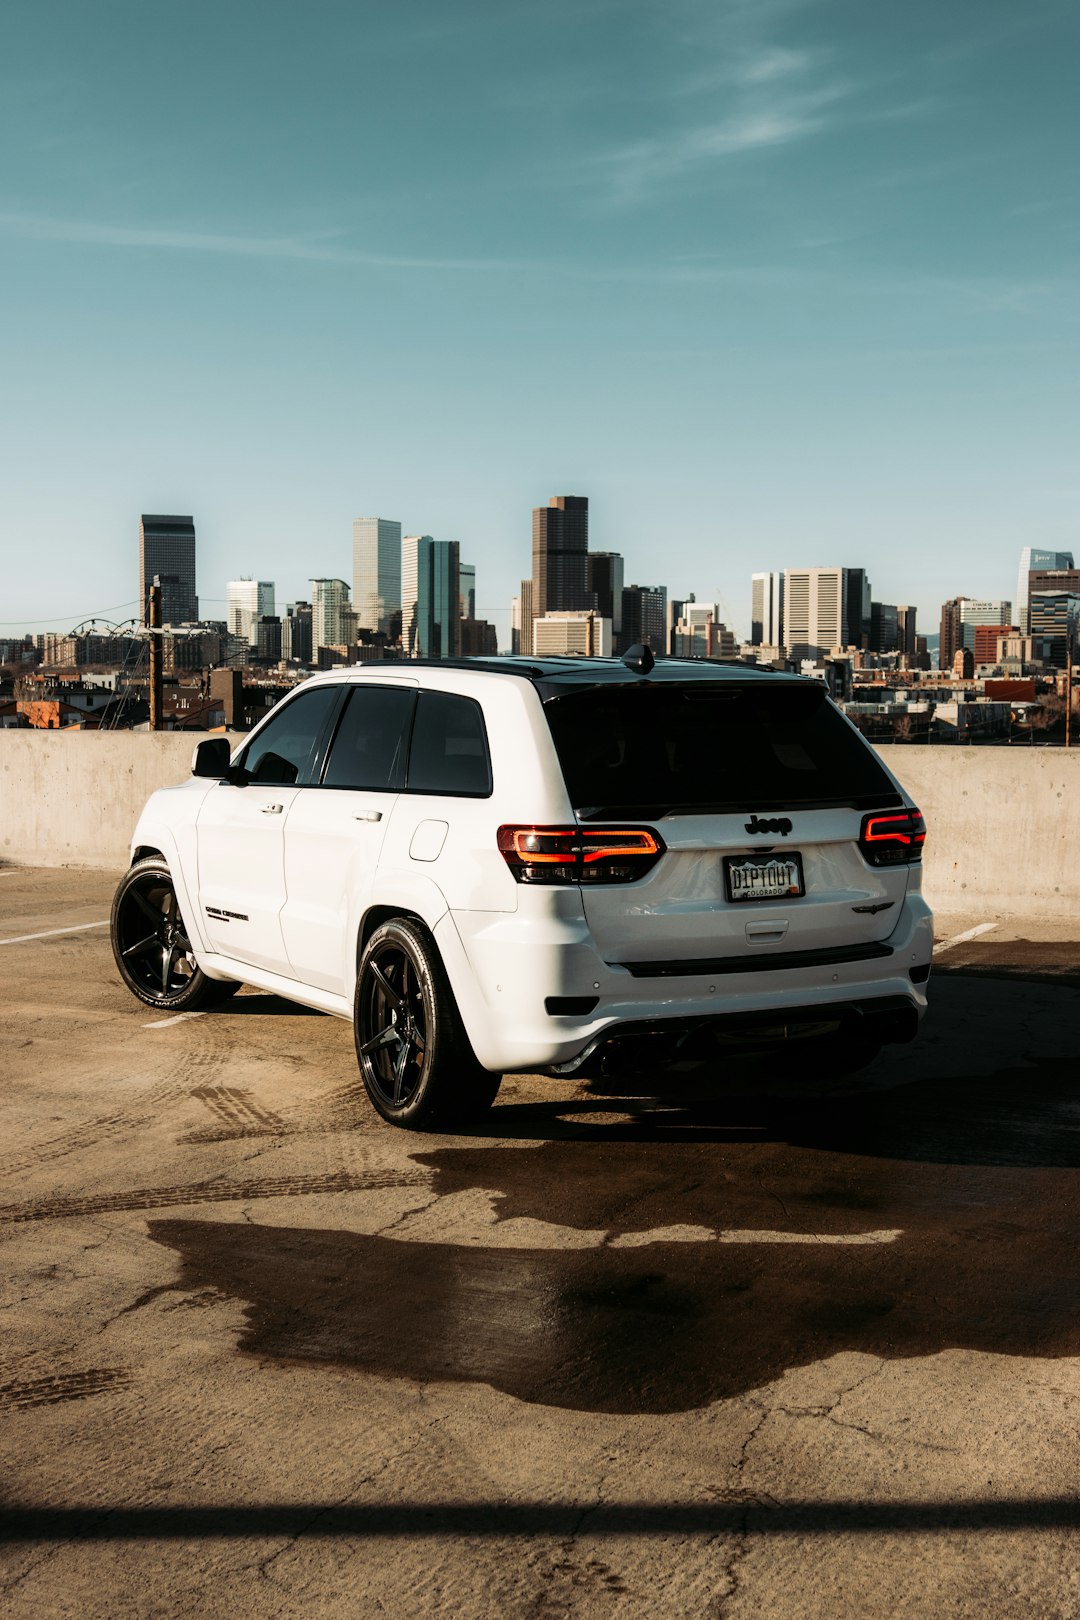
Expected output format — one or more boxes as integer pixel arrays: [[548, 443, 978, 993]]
[[724, 853, 805, 903]]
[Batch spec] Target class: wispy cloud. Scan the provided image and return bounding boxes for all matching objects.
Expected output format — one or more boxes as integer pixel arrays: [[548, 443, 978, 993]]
[[0, 212, 517, 273], [740, 46, 817, 84], [1, 209, 1066, 317], [586, 5, 930, 204], [596, 84, 847, 198]]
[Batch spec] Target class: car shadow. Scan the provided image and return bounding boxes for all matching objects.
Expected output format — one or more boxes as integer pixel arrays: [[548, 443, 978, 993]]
[[223, 993, 325, 1017], [148, 972, 1080, 1413]]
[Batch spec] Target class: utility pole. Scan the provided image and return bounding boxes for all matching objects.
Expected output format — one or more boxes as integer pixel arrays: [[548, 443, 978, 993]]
[[1067, 645, 1073, 750], [148, 577, 163, 732]]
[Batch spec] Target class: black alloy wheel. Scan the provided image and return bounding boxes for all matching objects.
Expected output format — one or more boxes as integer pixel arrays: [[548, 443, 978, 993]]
[[357, 936, 429, 1110], [354, 918, 501, 1129], [110, 856, 239, 1012]]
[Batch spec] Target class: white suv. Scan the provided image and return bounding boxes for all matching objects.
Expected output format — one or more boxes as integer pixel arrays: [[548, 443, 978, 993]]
[[111, 650, 932, 1128]]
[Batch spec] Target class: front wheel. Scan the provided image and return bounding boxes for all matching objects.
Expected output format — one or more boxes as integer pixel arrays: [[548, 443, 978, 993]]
[[354, 919, 501, 1129], [111, 856, 241, 1012]]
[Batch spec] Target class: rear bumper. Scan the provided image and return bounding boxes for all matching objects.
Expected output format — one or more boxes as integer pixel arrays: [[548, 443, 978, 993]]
[[545, 994, 920, 1077], [439, 894, 933, 1073]]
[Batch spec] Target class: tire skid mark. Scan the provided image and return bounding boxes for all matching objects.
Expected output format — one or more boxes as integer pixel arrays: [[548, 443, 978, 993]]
[[312, 1080, 383, 1129], [0, 1368, 133, 1410], [0, 1023, 229, 1179], [179, 1076, 378, 1144], [0, 1168, 428, 1224], [188, 1084, 287, 1134]]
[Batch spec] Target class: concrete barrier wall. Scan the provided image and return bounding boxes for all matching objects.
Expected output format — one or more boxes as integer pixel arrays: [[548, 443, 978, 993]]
[[876, 745, 1080, 916], [0, 733, 197, 870], [1, 734, 1078, 915]]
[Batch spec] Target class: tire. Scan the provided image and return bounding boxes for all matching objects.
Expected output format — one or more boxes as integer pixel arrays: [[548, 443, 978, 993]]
[[353, 918, 502, 1130], [111, 856, 241, 1012]]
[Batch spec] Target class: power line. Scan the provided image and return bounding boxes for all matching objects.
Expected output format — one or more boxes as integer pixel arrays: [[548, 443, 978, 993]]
[[0, 599, 141, 628]]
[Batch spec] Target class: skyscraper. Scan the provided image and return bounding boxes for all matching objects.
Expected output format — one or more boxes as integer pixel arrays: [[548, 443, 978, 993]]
[[532, 612, 611, 657], [587, 552, 624, 641], [530, 495, 589, 650], [282, 602, 313, 663], [939, 598, 965, 671], [139, 514, 197, 624], [896, 605, 918, 665], [512, 581, 533, 656], [1029, 567, 1080, 602], [621, 585, 667, 653], [352, 517, 402, 635], [669, 601, 736, 659], [459, 563, 476, 621], [846, 569, 872, 650], [783, 568, 867, 658], [1028, 591, 1080, 669], [254, 616, 282, 662], [750, 572, 784, 646], [869, 603, 899, 654], [460, 618, 498, 656], [402, 536, 461, 659], [227, 579, 275, 646], [1016, 548, 1075, 633], [959, 599, 1011, 650], [311, 579, 351, 651]]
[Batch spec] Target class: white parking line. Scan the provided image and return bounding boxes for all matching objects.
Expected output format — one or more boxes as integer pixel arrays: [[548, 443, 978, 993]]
[[0, 920, 109, 946], [143, 1011, 207, 1029], [611, 1227, 903, 1248], [933, 921, 999, 955]]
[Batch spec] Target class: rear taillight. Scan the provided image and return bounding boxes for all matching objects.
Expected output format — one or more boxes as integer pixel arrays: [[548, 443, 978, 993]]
[[497, 825, 665, 885], [859, 807, 926, 867]]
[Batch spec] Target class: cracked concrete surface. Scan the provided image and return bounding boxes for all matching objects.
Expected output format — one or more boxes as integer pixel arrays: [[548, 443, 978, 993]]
[[4, 869, 1080, 1616]]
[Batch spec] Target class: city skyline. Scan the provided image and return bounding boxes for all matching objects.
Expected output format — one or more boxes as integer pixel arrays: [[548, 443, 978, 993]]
[[0, 492, 1062, 649], [2, 1, 1077, 640], [0, 496, 1064, 661]]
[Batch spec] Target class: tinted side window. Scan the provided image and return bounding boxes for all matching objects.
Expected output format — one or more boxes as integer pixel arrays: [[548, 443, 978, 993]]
[[322, 686, 415, 790], [406, 692, 492, 796], [239, 685, 341, 785]]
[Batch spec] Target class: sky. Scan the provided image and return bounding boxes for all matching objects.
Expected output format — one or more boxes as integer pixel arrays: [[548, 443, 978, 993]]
[[1, 0, 1077, 645]]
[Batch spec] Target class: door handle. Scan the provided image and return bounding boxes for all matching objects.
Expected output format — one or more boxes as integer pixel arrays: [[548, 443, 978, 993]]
[[261, 803, 284, 815], [354, 810, 383, 823]]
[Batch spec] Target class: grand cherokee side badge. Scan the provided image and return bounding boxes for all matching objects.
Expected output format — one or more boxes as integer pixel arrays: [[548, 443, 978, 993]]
[[744, 815, 792, 836]]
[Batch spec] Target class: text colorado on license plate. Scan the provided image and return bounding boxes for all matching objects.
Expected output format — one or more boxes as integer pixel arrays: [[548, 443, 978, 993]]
[[725, 854, 805, 902]]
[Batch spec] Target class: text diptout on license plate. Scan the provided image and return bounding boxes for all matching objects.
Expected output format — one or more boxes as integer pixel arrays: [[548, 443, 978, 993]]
[[724, 854, 805, 902]]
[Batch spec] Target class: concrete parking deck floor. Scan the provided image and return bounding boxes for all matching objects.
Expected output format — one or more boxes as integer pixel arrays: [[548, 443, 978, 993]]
[[3, 868, 1080, 1618]]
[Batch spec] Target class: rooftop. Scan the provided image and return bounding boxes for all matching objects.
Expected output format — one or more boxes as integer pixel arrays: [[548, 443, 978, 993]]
[[3, 862, 1080, 1613]]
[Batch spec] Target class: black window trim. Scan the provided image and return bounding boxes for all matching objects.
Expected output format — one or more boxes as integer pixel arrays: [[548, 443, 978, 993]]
[[313, 684, 418, 794], [233, 679, 496, 799], [232, 682, 349, 787]]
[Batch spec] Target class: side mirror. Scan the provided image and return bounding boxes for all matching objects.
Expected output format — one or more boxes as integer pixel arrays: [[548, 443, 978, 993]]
[[191, 737, 232, 779]]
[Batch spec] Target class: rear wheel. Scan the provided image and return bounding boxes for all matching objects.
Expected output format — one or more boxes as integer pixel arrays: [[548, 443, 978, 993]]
[[111, 856, 241, 1012], [354, 918, 501, 1129]]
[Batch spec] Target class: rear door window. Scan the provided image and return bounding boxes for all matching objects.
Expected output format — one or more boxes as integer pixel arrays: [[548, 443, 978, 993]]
[[544, 683, 898, 817], [406, 691, 492, 796], [321, 686, 415, 790]]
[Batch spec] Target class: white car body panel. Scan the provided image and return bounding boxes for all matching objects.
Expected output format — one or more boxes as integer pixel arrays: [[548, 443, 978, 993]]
[[196, 781, 301, 974], [127, 662, 933, 1074], [280, 785, 397, 994]]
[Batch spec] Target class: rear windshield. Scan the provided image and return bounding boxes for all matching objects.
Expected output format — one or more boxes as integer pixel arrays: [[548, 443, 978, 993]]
[[544, 683, 899, 818]]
